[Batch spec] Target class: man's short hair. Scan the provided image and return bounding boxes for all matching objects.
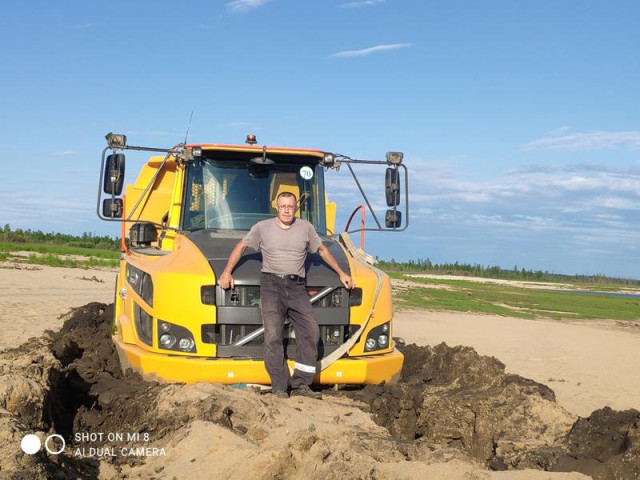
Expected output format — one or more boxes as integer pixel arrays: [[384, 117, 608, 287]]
[[276, 191, 297, 206]]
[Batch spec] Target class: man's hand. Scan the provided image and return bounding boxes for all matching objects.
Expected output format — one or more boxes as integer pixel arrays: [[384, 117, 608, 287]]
[[339, 273, 355, 290], [318, 244, 356, 290], [219, 271, 235, 290], [218, 241, 247, 290]]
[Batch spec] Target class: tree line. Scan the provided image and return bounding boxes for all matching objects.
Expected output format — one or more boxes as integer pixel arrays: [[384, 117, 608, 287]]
[[377, 257, 640, 286], [2, 225, 636, 286], [0, 224, 119, 251]]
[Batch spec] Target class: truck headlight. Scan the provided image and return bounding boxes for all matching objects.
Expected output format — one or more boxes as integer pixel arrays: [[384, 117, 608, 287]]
[[156, 320, 196, 353], [178, 338, 195, 351], [364, 322, 392, 352], [159, 333, 176, 348]]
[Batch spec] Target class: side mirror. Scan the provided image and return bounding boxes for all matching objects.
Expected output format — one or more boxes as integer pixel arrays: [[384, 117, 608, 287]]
[[385, 210, 402, 228], [103, 198, 123, 218], [104, 154, 126, 195], [385, 167, 400, 206]]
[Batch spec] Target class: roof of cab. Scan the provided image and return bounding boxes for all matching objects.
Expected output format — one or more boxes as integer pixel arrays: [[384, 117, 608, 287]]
[[189, 143, 326, 158]]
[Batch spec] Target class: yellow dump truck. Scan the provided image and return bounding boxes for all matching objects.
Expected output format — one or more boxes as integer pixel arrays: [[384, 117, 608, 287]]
[[97, 133, 408, 385]]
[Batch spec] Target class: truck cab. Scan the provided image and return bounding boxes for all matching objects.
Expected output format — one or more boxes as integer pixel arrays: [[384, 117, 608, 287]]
[[99, 134, 407, 385]]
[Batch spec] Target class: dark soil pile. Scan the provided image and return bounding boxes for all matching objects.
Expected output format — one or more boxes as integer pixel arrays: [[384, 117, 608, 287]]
[[1, 304, 254, 479], [1, 303, 638, 479], [336, 343, 640, 480], [43, 304, 263, 478], [540, 407, 640, 479]]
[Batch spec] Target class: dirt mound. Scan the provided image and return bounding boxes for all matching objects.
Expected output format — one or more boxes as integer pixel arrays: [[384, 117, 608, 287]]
[[339, 344, 571, 462], [0, 303, 637, 479], [337, 343, 640, 479], [539, 407, 640, 479]]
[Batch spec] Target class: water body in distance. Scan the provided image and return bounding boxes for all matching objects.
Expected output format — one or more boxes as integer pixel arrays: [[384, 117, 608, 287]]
[[552, 290, 640, 299]]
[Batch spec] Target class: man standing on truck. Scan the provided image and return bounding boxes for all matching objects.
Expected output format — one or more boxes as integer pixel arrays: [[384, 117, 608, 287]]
[[219, 192, 354, 399]]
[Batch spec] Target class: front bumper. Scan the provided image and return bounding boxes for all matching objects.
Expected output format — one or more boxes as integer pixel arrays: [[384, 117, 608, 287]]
[[113, 335, 403, 385]]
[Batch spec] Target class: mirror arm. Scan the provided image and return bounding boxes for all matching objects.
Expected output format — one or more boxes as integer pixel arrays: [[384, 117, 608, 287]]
[[125, 147, 177, 223], [121, 145, 175, 154], [346, 162, 409, 234], [346, 162, 383, 229], [339, 158, 387, 165]]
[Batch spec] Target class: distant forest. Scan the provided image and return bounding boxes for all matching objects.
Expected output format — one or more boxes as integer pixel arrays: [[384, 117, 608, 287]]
[[0, 224, 120, 250], [1, 225, 637, 286], [378, 258, 640, 286]]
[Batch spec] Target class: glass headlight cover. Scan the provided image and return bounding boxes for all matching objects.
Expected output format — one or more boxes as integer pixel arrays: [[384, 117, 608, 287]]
[[156, 320, 196, 353], [364, 322, 392, 352]]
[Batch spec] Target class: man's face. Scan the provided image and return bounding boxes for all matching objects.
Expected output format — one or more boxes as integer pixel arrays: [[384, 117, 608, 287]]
[[276, 195, 297, 225]]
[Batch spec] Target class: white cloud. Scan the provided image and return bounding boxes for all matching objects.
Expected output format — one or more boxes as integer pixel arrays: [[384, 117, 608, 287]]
[[0, 190, 91, 224], [226, 0, 270, 13], [381, 160, 640, 250], [71, 23, 93, 29], [507, 168, 640, 195], [328, 43, 413, 58], [339, 0, 384, 8], [523, 131, 640, 151], [589, 196, 638, 210], [547, 126, 573, 136], [469, 214, 556, 231]]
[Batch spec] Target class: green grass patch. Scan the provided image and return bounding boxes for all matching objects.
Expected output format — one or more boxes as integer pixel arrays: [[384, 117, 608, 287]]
[[0, 242, 120, 260], [379, 259, 640, 286], [0, 241, 119, 268], [394, 275, 640, 321], [397, 286, 533, 318], [26, 253, 119, 269]]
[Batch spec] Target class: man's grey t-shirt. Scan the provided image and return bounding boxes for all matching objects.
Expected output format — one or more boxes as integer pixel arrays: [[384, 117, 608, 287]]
[[242, 218, 323, 278]]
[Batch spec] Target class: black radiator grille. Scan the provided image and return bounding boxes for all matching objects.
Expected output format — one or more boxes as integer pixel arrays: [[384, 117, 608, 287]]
[[215, 286, 349, 308], [205, 283, 353, 359], [201, 323, 359, 359], [202, 324, 358, 347]]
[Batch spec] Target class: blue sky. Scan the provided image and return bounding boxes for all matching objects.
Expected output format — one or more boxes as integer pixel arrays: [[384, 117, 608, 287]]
[[1, 0, 639, 279]]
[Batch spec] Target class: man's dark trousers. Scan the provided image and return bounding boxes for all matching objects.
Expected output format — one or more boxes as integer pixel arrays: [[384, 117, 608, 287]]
[[260, 273, 319, 392]]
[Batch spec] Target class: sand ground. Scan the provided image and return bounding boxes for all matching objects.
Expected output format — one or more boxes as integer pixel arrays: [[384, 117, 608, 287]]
[[4, 263, 640, 479], [0, 263, 116, 349], [0, 263, 638, 419]]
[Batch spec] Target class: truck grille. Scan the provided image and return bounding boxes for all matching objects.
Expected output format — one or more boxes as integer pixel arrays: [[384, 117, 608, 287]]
[[215, 286, 349, 308], [202, 324, 357, 347], [201, 283, 355, 359]]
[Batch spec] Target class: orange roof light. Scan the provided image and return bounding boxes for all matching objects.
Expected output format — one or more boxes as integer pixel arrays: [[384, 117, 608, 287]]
[[245, 134, 257, 145]]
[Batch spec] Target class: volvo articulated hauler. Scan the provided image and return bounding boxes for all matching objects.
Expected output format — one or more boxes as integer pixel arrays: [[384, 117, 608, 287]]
[[97, 133, 409, 385]]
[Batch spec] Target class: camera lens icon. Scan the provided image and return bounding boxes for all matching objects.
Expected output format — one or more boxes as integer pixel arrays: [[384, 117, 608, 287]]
[[20, 434, 41, 455], [21, 433, 65, 455]]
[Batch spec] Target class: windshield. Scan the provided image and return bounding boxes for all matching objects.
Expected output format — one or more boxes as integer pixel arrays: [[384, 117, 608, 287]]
[[182, 158, 326, 233]]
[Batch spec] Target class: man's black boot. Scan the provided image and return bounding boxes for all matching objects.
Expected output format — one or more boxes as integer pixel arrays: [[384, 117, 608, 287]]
[[272, 389, 289, 399], [290, 384, 322, 399]]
